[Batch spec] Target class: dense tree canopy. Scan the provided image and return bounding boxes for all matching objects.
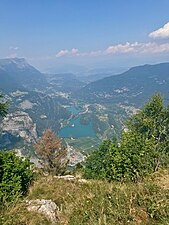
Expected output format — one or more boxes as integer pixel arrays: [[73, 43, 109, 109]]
[[84, 94, 169, 181]]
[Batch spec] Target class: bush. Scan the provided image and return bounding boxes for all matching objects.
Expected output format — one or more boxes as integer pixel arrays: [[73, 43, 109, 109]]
[[84, 139, 117, 180], [0, 151, 33, 203], [84, 94, 169, 181]]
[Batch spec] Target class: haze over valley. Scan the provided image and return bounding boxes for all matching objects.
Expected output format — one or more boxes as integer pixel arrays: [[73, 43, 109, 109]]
[[0, 57, 169, 165]]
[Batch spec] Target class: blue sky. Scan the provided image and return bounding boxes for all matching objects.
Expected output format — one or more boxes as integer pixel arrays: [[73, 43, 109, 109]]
[[0, 0, 169, 72]]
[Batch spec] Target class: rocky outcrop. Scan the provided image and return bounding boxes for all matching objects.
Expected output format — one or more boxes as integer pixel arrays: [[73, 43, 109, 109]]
[[26, 199, 58, 224], [66, 143, 85, 166], [55, 175, 88, 183], [19, 100, 36, 110], [1, 111, 38, 144]]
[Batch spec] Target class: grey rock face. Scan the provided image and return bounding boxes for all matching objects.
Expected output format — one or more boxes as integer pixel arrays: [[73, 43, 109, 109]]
[[1, 111, 37, 144], [55, 175, 88, 183], [26, 199, 58, 224]]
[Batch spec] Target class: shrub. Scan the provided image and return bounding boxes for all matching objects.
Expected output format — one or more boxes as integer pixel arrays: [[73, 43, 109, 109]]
[[0, 151, 33, 203], [84, 94, 169, 181]]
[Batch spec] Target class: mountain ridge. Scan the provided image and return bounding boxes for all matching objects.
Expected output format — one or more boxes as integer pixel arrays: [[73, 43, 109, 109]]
[[0, 58, 47, 92], [79, 62, 169, 106]]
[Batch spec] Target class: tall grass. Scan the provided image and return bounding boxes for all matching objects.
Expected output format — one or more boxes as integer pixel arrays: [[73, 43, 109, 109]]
[[1, 169, 169, 225]]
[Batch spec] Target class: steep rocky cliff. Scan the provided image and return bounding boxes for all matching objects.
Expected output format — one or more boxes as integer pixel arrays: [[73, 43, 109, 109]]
[[0, 111, 38, 150]]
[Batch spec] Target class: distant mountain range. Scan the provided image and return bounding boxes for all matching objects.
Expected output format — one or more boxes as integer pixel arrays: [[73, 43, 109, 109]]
[[44, 73, 86, 92], [0, 58, 87, 93], [0, 58, 169, 156], [0, 58, 47, 92], [79, 62, 169, 106], [0, 58, 169, 106]]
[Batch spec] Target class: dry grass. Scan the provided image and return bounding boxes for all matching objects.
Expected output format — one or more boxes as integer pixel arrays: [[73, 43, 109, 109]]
[[0, 202, 50, 225], [152, 169, 169, 190], [1, 170, 169, 225]]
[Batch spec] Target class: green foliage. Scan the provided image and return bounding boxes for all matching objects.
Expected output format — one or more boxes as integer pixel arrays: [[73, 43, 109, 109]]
[[126, 93, 169, 172], [84, 140, 113, 179], [84, 94, 169, 181], [0, 151, 33, 203]]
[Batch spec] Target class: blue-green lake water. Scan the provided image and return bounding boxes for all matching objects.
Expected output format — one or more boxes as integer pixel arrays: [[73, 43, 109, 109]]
[[68, 106, 81, 114], [59, 107, 96, 138]]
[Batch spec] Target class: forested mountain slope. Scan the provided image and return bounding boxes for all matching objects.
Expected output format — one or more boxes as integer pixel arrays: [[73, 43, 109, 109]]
[[79, 63, 169, 106]]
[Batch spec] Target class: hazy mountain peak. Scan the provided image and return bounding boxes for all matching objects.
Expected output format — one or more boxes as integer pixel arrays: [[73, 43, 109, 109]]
[[0, 57, 29, 70], [0, 57, 47, 91], [10, 58, 30, 69]]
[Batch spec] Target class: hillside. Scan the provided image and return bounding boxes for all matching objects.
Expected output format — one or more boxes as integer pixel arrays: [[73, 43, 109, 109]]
[[0, 67, 22, 92], [44, 73, 86, 92], [1, 169, 169, 225], [79, 63, 169, 106], [0, 58, 47, 91]]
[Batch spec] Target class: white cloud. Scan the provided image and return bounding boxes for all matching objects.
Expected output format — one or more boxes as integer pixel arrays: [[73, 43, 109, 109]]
[[105, 42, 136, 54], [149, 22, 169, 39], [105, 42, 169, 55], [55, 41, 169, 58], [71, 48, 79, 55], [56, 48, 79, 57], [56, 49, 69, 57], [9, 46, 19, 50], [140, 42, 169, 53]]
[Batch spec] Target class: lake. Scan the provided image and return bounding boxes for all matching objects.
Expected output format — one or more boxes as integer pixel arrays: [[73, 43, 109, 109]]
[[59, 106, 96, 138], [68, 106, 81, 114]]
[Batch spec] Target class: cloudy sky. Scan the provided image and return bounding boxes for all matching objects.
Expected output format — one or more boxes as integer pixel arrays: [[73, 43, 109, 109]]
[[0, 0, 169, 72]]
